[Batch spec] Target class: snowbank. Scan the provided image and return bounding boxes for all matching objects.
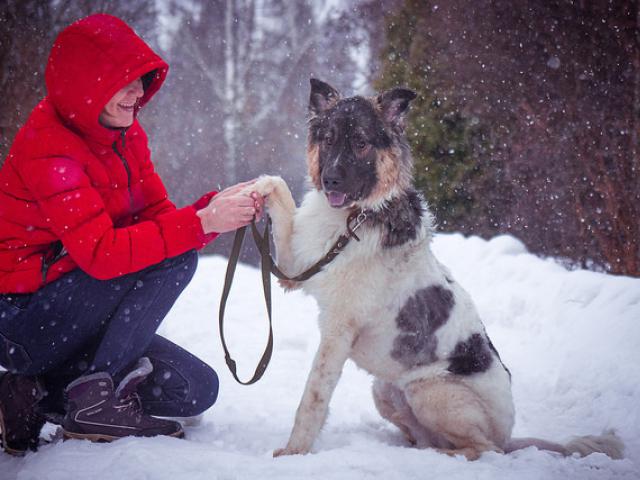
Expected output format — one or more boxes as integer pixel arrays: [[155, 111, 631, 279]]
[[2, 233, 639, 479]]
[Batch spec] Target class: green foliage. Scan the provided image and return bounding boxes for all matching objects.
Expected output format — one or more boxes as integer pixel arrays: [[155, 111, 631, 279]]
[[374, 0, 488, 232]]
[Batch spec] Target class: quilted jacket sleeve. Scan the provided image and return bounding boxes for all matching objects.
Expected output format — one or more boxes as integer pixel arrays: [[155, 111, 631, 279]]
[[21, 155, 216, 280]]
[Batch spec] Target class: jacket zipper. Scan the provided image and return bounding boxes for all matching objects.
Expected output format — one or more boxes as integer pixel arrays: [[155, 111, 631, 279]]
[[41, 241, 67, 284], [111, 128, 134, 212]]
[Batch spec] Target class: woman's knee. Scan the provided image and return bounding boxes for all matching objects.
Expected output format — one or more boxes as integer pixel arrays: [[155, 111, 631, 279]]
[[140, 357, 218, 417], [188, 362, 219, 415]]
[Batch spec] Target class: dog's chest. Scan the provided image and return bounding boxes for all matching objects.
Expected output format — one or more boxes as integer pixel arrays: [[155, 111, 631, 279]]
[[292, 209, 396, 312], [291, 198, 428, 378], [349, 319, 407, 379]]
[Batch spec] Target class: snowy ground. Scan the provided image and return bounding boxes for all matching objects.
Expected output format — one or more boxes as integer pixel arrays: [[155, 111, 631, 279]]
[[2, 233, 639, 480]]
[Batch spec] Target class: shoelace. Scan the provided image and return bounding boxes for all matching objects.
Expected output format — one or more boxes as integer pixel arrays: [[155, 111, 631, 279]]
[[114, 393, 143, 415]]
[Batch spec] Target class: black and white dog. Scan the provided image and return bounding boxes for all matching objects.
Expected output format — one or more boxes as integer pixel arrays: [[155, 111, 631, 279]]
[[249, 79, 623, 460]]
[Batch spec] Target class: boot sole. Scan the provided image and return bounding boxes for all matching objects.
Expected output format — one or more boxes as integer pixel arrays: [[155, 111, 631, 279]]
[[62, 427, 185, 443]]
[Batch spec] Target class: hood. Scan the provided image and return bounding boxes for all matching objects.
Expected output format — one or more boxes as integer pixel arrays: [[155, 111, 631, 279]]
[[45, 14, 168, 143]]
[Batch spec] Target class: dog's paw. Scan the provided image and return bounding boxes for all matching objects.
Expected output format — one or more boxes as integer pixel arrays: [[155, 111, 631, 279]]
[[251, 175, 287, 199], [273, 446, 308, 457]]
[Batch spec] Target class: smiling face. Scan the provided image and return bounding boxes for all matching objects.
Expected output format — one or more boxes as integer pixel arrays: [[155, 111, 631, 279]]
[[307, 79, 417, 209], [98, 78, 144, 128]]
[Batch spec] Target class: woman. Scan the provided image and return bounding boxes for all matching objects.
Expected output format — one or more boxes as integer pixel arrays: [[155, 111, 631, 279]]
[[0, 13, 262, 454]]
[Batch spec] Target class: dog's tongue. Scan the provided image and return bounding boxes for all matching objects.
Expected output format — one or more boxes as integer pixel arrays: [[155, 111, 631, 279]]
[[327, 191, 347, 207]]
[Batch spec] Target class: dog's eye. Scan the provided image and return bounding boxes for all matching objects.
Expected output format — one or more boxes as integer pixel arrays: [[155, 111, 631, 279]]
[[356, 140, 368, 150], [324, 132, 333, 145]]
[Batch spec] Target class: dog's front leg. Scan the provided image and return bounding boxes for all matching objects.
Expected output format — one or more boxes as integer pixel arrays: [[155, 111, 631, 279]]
[[274, 324, 355, 457], [250, 175, 297, 280]]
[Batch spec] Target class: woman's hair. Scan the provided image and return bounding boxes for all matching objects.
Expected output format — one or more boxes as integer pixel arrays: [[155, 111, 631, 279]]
[[141, 70, 157, 92]]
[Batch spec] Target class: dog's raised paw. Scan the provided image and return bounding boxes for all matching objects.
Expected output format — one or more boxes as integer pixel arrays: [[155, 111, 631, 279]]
[[252, 175, 286, 198]]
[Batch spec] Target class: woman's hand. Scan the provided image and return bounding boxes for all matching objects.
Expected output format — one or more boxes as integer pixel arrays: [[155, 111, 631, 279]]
[[197, 180, 265, 234]]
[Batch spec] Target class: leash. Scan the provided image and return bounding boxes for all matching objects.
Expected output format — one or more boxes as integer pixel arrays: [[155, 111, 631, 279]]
[[218, 209, 369, 385]]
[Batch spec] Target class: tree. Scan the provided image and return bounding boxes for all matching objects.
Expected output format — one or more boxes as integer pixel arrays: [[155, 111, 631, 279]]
[[149, 0, 322, 187], [375, 0, 640, 276]]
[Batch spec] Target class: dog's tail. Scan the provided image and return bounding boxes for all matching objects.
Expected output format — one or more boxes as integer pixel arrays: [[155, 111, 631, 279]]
[[505, 429, 624, 459]]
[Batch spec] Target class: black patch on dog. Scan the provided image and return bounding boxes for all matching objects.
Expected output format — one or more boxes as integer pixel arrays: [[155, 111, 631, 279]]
[[447, 333, 494, 376], [369, 189, 425, 248], [391, 285, 454, 368]]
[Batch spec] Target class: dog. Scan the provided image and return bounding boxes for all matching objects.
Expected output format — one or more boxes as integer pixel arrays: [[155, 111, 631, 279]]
[[249, 78, 624, 460]]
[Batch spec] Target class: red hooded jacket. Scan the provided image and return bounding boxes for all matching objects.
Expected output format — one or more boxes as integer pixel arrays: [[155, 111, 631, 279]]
[[0, 14, 217, 293]]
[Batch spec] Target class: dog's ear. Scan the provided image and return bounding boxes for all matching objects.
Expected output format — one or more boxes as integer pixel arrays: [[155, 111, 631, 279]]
[[309, 78, 341, 116], [376, 88, 417, 129]]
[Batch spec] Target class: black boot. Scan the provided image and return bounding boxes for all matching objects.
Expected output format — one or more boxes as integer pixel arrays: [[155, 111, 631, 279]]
[[62, 358, 183, 442], [0, 372, 46, 455]]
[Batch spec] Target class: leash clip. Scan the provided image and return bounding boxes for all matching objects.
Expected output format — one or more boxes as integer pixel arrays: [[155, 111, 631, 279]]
[[346, 211, 368, 241], [353, 212, 368, 231]]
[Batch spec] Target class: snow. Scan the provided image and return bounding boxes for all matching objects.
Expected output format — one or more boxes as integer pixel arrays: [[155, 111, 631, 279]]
[[2, 232, 639, 479]]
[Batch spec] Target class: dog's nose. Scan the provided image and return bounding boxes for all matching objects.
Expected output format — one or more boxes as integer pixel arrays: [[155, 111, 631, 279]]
[[322, 168, 344, 191]]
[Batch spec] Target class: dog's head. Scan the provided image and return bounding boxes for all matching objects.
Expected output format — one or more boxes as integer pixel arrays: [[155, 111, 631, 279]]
[[306, 78, 417, 210]]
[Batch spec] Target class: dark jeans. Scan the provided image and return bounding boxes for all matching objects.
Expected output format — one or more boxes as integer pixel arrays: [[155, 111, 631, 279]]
[[0, 250, 218, 417]]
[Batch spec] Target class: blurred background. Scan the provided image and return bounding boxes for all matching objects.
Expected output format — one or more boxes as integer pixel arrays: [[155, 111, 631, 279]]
[[1, 0, 638, 276]]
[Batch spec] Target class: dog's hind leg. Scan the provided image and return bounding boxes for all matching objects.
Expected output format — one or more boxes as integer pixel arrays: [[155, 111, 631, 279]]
[[372, 379, 443, 448], [373, 379, 417, 444], [403, 377, 504, 460]]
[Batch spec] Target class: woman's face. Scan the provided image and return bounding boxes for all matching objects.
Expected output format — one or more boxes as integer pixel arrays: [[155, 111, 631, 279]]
[[99, 78, 144, 128]]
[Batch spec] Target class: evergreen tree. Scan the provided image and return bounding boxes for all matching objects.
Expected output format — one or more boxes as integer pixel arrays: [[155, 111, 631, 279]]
[[374, 0, 499, 233], [375, 0, 640, 276]]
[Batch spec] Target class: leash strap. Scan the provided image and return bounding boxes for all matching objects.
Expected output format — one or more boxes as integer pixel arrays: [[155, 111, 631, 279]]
[[219, 221, 274, 385], [219, 210, 368, 385], [249, 209, 367, 282]]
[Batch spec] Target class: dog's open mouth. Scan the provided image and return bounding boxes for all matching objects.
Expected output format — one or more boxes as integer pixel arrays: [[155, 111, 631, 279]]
[[326, 191, 348, 208]]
